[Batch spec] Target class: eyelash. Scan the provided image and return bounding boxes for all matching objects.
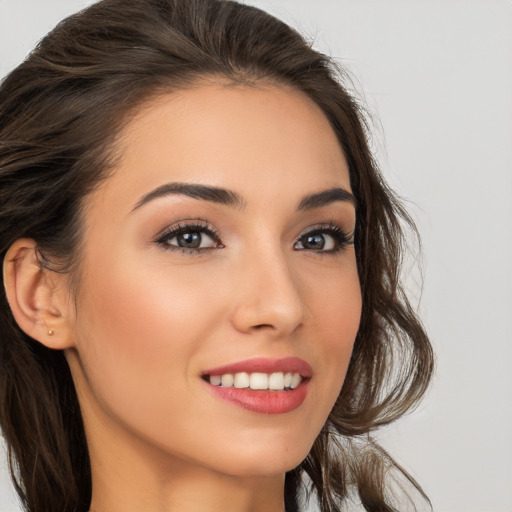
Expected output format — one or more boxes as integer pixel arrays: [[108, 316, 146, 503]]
[[155, 220, 354, 256], [296, 222, 354, 254], [155, 220, 223, 255]]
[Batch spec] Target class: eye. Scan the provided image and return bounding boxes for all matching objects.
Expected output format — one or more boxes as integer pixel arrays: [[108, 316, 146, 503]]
[[294, 223, 353, 253], [155, 221, 223, 253]]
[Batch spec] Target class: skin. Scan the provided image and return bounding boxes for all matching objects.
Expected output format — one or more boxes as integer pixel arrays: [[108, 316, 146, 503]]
[[5, 83, 361, 512]]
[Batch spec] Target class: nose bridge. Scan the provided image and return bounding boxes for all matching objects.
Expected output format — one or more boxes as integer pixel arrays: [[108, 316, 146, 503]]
[[230, 236, 306, 335]]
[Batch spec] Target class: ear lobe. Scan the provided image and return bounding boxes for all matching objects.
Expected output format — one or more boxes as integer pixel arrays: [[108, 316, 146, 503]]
[[3, 238, 75, 349]]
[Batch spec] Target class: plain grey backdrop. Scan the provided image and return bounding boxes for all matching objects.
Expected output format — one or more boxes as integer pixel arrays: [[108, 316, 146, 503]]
[[1, 1, 511, 511]]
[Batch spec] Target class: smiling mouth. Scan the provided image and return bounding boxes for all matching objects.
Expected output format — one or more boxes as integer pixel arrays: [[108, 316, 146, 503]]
[[202, 371, 304, 391], [201, 357, 312, 414]]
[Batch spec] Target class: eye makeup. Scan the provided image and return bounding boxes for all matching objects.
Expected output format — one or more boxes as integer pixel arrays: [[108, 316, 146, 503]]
[[154, 217, 354, 256], [154, 219, 223, 255], [294, 220, 354, 255]]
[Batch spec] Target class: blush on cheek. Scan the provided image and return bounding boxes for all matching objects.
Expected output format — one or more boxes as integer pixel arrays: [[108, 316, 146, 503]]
[[75, 252, 224, 408], [319, 277, 362, 391]]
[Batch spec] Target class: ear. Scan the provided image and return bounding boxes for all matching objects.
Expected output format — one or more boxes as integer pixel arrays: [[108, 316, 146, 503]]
[[3, 238, 75, 349]]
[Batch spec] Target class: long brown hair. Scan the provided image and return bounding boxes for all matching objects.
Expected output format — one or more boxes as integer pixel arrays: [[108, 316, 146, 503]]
[[0, 1, 434, 511]]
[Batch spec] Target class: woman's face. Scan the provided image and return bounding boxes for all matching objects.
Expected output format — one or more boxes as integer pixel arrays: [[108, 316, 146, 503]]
[[65, 83, 361, 478]]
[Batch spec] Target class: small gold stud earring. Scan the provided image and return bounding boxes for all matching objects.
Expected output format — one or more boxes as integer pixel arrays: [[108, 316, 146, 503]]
[[48, 330, 54, 336]]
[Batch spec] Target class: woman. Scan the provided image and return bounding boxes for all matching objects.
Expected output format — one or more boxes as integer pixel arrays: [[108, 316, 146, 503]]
[[0, 0, 434, 511]]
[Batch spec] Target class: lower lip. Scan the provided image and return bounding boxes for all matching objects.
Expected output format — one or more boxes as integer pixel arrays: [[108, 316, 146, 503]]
[[204, 380, 309, 414]]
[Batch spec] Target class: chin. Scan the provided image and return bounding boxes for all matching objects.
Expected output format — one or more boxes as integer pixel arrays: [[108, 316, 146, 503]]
[[203, 437, 312, 478]]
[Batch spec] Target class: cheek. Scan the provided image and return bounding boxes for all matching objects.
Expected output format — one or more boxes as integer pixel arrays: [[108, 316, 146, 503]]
[[73, 250, 225, 424], [309, 252, 361, 333], [306, 256, 362, 400]]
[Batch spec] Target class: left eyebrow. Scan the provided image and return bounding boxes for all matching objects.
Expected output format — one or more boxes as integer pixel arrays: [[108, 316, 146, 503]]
[[297, 187, 356, 211], [130, 182, 356, 213]]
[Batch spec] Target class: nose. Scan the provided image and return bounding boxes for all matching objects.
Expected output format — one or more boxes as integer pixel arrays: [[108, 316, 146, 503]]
[[230, 243, 307, 337]]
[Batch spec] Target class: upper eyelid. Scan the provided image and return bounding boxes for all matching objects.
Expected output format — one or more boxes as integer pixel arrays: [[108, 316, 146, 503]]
[[155, 220, 350, 237], [299, 223, 354, 239], [301, 224, 351, 234], [155, 220, 219, 241]]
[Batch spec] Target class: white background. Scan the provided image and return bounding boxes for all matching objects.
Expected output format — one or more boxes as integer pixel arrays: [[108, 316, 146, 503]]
[[1, 1, 511, 511]]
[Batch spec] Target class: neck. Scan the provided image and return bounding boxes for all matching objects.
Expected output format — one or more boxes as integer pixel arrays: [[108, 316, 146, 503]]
[[89, 460, 287, 512]]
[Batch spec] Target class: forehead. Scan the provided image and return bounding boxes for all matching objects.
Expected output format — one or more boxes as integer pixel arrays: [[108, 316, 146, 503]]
[[88, 83, 351, 212]]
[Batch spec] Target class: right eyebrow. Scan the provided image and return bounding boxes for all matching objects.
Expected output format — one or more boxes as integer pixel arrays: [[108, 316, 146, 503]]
[[130, 182, 247, 213]]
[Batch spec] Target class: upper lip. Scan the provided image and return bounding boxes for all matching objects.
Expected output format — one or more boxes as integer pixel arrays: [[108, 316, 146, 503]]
[[201, 357, 313, 378]]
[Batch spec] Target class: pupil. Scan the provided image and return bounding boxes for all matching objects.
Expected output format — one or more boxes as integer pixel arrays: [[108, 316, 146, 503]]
[[177, 232, 201, 248], [304, 234, 325, 250]]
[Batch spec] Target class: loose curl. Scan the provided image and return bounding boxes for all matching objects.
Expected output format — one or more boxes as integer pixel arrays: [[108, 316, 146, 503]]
[[0, 1, 434, 511]]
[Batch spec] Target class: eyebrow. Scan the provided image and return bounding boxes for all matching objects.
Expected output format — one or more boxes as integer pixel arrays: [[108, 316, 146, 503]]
[[131, 182, 356, 213], [296, 187, 356, 211]]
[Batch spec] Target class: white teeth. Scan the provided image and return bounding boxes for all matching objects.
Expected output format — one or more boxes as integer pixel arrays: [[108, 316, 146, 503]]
[[208, 371, 303, 391], [290, 373, 302, 389], [234, 372, 250, 388], [210, 375, 222, 386], [249, 372, 268, 390], [268, 372, 284, 390], [221, 374, 234, 387]]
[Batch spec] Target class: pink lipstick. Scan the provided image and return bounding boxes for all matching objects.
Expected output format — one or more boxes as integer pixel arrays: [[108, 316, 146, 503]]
[[201, 357, 311, 414]]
